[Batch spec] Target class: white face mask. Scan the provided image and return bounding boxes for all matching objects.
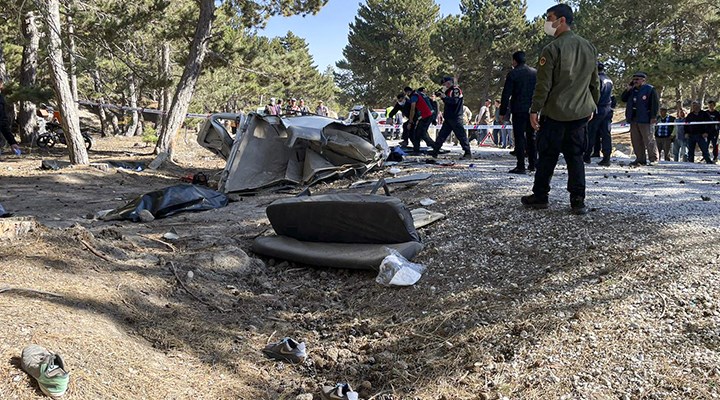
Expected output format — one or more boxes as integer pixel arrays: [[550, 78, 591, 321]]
[[544, 20, 558, 36], [398, 101, 406, 106]]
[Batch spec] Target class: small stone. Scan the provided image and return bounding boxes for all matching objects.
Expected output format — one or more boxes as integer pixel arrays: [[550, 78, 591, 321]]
[[186, 270, 194, 281], [138, 209, 155, 222], [295, 394, 313, 400]]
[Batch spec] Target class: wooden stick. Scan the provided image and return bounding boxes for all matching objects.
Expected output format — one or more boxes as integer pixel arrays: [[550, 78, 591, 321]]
[[0, 286, 64, 298], [79, 239, 113, 262], [167, 262, 228, 313], [138, 234, 177, 253]]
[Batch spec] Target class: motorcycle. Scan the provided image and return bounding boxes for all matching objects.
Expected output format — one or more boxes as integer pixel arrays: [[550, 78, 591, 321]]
[[36, 121, 93, 151]]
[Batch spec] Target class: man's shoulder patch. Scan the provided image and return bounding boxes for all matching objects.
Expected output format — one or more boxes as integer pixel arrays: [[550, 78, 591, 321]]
[[539, 57, 546, 66]]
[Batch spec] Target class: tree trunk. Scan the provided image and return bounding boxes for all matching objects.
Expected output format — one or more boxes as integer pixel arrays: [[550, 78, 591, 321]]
[[18, 11, 40, 144], [125, 76, 139, 136], [66, 11, 78, 101], [153, 0, 215, 158], [157, 41, 172, 132], [44, 0, 88, 164], [92, 69, 110, 137]]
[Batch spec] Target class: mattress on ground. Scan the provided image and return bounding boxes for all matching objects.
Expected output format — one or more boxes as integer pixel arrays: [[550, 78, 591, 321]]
[[252, 236, 423, 270], [266, 194, 420, 244]]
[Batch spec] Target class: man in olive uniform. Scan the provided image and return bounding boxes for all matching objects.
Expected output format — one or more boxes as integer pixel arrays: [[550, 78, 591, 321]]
[[522, 4, 599, 215]]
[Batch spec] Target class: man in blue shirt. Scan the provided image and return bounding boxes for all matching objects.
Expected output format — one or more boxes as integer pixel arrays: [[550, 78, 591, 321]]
[[654, 107, 675, 161], [621, 72, 660, 166]]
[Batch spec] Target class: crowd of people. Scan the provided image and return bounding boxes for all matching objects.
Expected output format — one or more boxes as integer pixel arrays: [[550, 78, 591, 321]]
[[263, 97, 330, 116]]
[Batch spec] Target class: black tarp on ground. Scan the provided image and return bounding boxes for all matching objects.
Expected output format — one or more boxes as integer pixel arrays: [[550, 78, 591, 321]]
[[103, 184, 228, 222]]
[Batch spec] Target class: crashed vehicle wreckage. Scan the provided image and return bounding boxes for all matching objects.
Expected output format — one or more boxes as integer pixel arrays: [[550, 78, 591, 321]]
[[197, 108, 390, 193]]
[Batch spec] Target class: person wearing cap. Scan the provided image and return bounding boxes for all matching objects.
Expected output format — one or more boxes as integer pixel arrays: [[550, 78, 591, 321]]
[[430, 77, 472, 159], [584, 62, 615, 166], [621, 71, 660, 166], [500, 50, 537, 173], [265, 98, 277, 116], [0, 78, 20, 154], [316, 101, 329, 116], [521, 4, 599, 215], [684, 101, 714, 164], [654, 107, 676, 162], [706, 100, 720, 161]]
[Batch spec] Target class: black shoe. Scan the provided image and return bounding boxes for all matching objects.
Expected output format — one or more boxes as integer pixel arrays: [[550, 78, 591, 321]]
[[428, 149, 439, 158], [509, 167, 527, 174], [461, 152, 472, 160], [570, 197, 588, 215], [583, 155, 591, 164], [509, 150, 516, 156], [598, 158, 611, 166], [398, 140, 409, 147], [521, 194, 549, 209], [628, 160, 644, 167]]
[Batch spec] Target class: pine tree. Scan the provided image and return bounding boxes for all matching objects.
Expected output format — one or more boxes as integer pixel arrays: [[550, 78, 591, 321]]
[[336, 0, 440, 107]]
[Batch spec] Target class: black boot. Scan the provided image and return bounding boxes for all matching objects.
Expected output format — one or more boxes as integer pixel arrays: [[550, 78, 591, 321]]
[[570, 197, 588, 215], [521, 194, 549, 209]]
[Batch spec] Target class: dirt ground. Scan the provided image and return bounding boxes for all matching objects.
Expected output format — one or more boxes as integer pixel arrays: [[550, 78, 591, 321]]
[[1, 126, 720, 400]]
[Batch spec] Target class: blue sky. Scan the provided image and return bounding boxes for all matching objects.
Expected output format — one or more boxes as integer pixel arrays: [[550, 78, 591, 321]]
[[260, 0, 556, 70]]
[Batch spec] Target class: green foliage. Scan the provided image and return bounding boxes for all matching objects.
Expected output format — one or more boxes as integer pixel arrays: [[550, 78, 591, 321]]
[[141, 124, 158, 145], [336, 0, 441, 107]]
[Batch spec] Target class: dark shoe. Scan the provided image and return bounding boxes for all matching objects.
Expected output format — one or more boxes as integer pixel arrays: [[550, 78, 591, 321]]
[[398, 140, 409, 147], [428, 149, 439, 158], [583, 155, 591, 164], [527, 166, 536, 172], [598, 158, 611, 166], [460, 152, 472, 160], [628, 160, 644, 167], [509, 167, 526, 174], [509, 150, 516, 156], [570, 197, 588, 215], [521, 194, 549, 209]]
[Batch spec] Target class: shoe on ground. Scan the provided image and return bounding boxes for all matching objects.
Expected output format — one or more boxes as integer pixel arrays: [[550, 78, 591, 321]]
[[707, 159, 717, 164], [428, 149, 439, 158], [320, 383, 359, 400], [583, 155, 591, 164], [509, 150, 516, 156], [521, 194, 549, 209], [628, 160, 644, 167], [509, 167, 526, 174], [598, 158, 611, 166], [262, 338, 306, 364], [528, 165, 536, 172], [570, 197, 588, 215], [398, 140, 408, 147], [647, 161, 657, 166], [460, 152, 472, 160], [21, 345, 69, 398]]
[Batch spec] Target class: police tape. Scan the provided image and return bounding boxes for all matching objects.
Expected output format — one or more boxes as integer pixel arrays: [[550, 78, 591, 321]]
[[77, 100, 211, 119], [379, 121, 720, 131]]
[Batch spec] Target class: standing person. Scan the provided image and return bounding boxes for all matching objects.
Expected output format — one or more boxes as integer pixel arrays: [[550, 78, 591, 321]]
[[430, 77, 472, 160], [685, 101, 715, 164], [621, 72, 660, 166], [387, 91, 412, 146], [472, 99, 492, 147], [521, 4, 599, 215], [316, 101, 329, 116], [492, 99, 502, 147], [286, 98, 300, 115], [298, 99, 310, 115], [500, 51, 538, 173], [654, 107, 675, 162], [407, 88, 436, 152], [673, 105, 687, 162], [265, 98, 278, 115], [275, 99, 284, 115], [0, 78, 20, 154], [584, 62, 615, 166], [706, 100, 720, 161]]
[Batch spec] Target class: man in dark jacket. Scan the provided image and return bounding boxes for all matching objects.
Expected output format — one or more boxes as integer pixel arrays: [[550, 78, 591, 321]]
[[387, 86, 414, 147], [584, 62, 615, 166], [654, 107, 675, 161], [621, 72, 660, 166], [430, 77, 472, 159], [0, 78, 20, 154], [685, 101, 714, 164], [500, 51, 537, 173], [707, 100, 720, 161]]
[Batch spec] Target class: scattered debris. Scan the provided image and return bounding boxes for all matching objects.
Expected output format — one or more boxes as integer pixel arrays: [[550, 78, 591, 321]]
[[320, 383, 359, 400], [163, 228, 180, 241], [262, 337, 307, 364], [701, 195, 711, 201], [411, 208, 445, 229], [419, 198, 436, 206], [375, 249, 426, 286]]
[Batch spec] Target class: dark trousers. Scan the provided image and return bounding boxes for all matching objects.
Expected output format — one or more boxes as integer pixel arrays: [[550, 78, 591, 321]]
[[655, 136, 673, 161], [585, 110, 612, 159], [401, 121, 411, 142], [435, 117, 471, 153], [709, 133, 719, 160], [532, 116, 588, 200], [411, 118, 435, 151], [687, 134, 713, 163], [512, 112, 536, 169]]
